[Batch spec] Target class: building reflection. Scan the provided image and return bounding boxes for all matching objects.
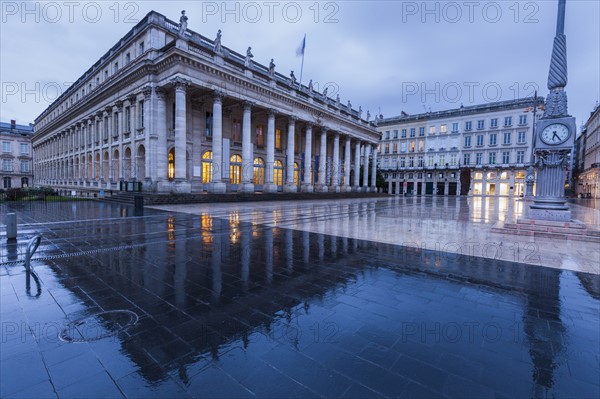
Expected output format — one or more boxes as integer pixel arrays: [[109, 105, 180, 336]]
[[44, 211, 582, 395]]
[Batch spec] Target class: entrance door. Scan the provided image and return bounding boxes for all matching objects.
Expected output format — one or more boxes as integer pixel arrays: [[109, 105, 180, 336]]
[[407, 182, 414, 194], [437, 182, 445, 195], [416, 182, 422, 195], [460, 169, 471, 196], [448, 182, 457, 196], [488, 183, 496, 195], [425, 182, 434, 195]]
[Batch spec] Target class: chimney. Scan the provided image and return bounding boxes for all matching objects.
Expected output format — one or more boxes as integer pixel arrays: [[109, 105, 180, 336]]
[[10, 120, 16, 129]]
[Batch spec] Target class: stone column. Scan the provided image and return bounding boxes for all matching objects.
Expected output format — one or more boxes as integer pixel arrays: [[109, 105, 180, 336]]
[[363, 144, 370, 191], [142, 86, 153, 185], [240, 101, 254, 193], [354, 141, 361, 191], [128, 97, 136, 180], [301, 123, 313, 192], [344, 137, 351, 192], [371, 145, 378, 192], [263, 109, 277, 193], [116, 102, 124, 181], [174, 80, 188, 188], [318, 128, 328, 192], [155, 88, 168, 186], [331, 132, 340, 192], [209, 91, 226, 193], [284, 116, 297, 192], [388, 178, 392, 194]]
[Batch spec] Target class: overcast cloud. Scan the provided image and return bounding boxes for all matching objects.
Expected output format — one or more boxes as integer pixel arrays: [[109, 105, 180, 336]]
[[1, 0, 598, 130]]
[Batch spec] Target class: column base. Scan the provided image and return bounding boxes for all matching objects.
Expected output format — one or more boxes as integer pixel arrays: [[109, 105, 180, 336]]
[[331, 185, 340, 193], [283, 184, 298, 193], [263, 183, 278, 193], [301, 184, 314, 193], [208, 182, 227, 193], [316, 185, 328, 193], [527, 207, 572, 222], [343, 185, 352, 192], [239, 182, 255, 193], [353, 186, 360, 192], [156, 180, 172, 192], [172, 180, 192, 193]]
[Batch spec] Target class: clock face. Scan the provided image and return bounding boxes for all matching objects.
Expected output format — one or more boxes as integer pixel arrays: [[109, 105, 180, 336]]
[[540, 123, 570, 145]]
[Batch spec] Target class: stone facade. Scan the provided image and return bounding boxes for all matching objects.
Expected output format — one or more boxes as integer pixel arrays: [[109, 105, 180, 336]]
[[0, 120, 34, 189], [377, 97, 544, 197], [32, 11, 380, 196], [574, 104, 600, 198]]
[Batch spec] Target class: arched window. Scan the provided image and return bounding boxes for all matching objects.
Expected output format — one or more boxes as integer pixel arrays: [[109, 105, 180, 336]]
[[21, 177, 28, 188], [202, 151, 213, 183], [230, 155, 242, 185], [168, 149, 175, 180], [487, 172, 497, 180], [294, 162, 300, 186], [274, 160, 283, 186], [253, 158, 265, 185]]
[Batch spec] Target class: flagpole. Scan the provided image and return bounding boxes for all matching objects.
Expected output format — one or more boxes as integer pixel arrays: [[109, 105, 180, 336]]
[[298, 34, 306, 86]]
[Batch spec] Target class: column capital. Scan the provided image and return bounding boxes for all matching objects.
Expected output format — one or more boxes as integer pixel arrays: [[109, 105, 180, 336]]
[[212, 90, 224, 103], [141, 85, 153, 99], [95, 110, 103, 118], [155, 86, 167, 100], [333, 131, 340, 138], [305, 122, 313, 130], [171, 77, 191, 92], [242, 100, 253, 111], [126, 94, 137, 104], [115, 100, 124, 110], [288, 115, 298, 124], [104, 105, 113, 115], [267, 108, 276, 118], [320, 127, 328, 135]]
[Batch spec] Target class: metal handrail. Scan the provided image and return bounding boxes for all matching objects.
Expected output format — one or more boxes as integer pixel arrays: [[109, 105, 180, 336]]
[[25, 235, 41, 272]]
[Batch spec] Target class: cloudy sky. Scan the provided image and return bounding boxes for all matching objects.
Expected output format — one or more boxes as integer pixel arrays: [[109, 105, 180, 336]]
[[1, 1, 598, 130]]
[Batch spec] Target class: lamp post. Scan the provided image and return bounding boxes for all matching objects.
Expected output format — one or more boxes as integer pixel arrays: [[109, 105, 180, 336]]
[[524, 92, 543, 199]]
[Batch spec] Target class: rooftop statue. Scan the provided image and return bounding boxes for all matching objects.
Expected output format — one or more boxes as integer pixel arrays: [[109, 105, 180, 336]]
[[290, 71, 297, 84], [367, 110, 371, 121], [214, 29, 222, 54], [178, 10, 188, 37], [245, 47, 253, 68], [323, 87, 328, 97], [308, 80, 313, 91], [268, 59, 275, 77]]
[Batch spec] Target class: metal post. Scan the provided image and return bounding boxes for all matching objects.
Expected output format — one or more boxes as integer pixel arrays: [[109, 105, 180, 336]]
[[6, 213, 17, 241], [25, 235, 41, 272]]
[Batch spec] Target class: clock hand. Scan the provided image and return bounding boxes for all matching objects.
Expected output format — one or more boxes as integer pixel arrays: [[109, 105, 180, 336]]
[[552, 131, 560, 142]]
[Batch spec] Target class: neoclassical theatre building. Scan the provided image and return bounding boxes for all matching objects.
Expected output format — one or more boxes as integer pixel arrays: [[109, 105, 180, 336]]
[[33, 11, 380, 195], [377, 97, 544, 197]]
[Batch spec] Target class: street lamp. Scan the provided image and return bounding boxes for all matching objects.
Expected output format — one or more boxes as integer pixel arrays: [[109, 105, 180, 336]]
[[524, 92, 544, 199]]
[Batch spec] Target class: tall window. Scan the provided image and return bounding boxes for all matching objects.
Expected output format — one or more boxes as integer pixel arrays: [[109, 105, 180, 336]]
[[253, 158, 265, 184], [232, 120, 241, 142], [202, 151, 213, 183], [503, 132, 511, 144], [274, 160, 284, 186], [476, 153, 483, 164], [20, 160, 29, 173], [428, 126, 435, 135], [294, 162, 300, 186], [477, 120, 485, 130], [463, 153, 471, 165], [275, 129, 282, 149], [410, 128, 416, 137], [20, 143, 28, 154], [476, 135, 484, 146], [255, 125, 264, 146], [490, 118, 498, 128], [393, 130, 398, 139], [139, 100, 144, 128], [385, 131, 390, 140], [139, 42, 145, 54], [450, 154, 457, 166], [502, 151, 510, 164], [409, 156, 414, 167], [205, 112, 213, 137], [2, 142, 10, 153], [439, 155, 445, 165], [401, 129, 407, 138], [464, 136, 471, 147], [419, 127, 425, 136], [489, 152, 496, 164], [440, 124, 447, 134], [504, 116, 512, 127], [21, 177, 28, 188], [126, 53, 131, 64], [489, 133, 497, 145], [518, 131, 526, 144], [125, 107, 131, 131], [517, 150, 525, 163], [3, 159, 12, 171], [417, 156, 424, 167], [113, 113, 119, 137], [168, 149, 175, 180], [519, 115, 527, 125], [428, 155, 434, 166], [451, 123, 459, 133], [465, 121, 472, 131], [230, 155, 242, 184], [3, 177, 11, 188]]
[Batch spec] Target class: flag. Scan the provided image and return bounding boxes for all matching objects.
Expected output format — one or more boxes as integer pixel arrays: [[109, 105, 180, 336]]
[[296, 34, 306, 57]]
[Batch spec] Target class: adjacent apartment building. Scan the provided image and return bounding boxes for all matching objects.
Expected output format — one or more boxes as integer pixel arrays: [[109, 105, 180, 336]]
[[0, 120, 34, 189], [377, 97, 544, 197], [573, 104, 600, 198], [32, 11, 379, 196]]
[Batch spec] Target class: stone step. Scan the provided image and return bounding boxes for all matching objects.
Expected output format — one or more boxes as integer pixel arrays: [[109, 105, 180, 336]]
[[502, 223, 599, 236], [492, 222, 600, 243]]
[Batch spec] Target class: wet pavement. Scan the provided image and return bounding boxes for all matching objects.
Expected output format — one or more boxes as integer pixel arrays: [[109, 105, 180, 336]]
[[1, 199, 599, 398]]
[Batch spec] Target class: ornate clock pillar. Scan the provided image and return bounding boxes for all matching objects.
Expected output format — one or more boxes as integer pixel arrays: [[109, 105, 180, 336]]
[[529, 0, 576, 222]]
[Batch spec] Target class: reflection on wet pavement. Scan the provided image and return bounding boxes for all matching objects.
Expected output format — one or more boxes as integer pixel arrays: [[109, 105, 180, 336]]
[[1, 201, 599, 398]]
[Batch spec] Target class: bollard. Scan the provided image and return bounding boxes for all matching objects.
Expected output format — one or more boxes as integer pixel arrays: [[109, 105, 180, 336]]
[[134, 195, 144, 217], [6, 213, 17, 241]]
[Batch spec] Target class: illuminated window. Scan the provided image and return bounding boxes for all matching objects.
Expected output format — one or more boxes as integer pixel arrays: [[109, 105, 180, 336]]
[[253, 158, 265, 184], [275, 129, 282, 149], [168, 149, 175, 180], [294, 162, 300, 186], [202, 151, 213, 183], [230, 155, 242, 184], [274, 160, 283, 186], [256, 125, 264, 146], [440, 124, 447, 134]]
